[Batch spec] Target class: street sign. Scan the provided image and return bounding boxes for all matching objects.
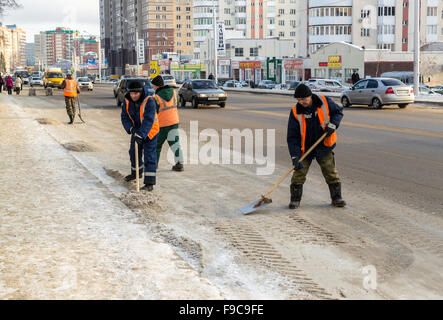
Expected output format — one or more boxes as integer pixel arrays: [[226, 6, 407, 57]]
[[137, 39, 145, 64], [217, 22, 226, 57], [150, 61, 160, 79]]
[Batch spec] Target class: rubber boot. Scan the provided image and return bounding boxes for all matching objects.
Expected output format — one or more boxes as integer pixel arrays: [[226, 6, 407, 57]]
[[289, 184, 303, 209], [141, 184, 154, 191], [172, 162, 184, 172], [124, 170, 143, 182], [68, 114, 74, 124], [328, 182, 346, 207]]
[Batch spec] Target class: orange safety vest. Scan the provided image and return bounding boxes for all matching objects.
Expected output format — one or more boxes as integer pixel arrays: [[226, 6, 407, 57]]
[[154, 91, 179, 128], [125, 96, 160, 140], [291, 95, 337, 156], [64, 79, 78, 97]]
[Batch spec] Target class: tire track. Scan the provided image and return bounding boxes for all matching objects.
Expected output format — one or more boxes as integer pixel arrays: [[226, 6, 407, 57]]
[[214, 219, 332, 299]]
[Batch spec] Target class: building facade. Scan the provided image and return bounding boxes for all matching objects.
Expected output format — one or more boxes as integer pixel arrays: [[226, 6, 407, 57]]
[[0, 24, 26, 73]]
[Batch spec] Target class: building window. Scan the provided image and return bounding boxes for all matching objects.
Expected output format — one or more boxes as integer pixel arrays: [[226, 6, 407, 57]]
[[250, 47, 258, 56], [235, 48, 243, 56], [427, 7, 437, 16], [279, 31, 285, 37], [361, 28, 370, 37]]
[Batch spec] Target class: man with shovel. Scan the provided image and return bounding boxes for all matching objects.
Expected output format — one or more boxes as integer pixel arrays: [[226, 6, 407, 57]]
[[121, 81, 160, 191], [287, 84, 346, 209], [61, 72, 80, 124]]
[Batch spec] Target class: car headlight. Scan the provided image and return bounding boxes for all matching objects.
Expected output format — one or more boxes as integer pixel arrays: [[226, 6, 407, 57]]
[[218, 93, 227, 97], [198, 94, 207, 98]]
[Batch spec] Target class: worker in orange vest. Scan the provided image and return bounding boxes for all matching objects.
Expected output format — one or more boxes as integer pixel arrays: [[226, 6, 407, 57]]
[[61, 72, 80, 124], [121, 80, 160, 191], [287, 84, 346, 209], [151, 75, 184, 172]]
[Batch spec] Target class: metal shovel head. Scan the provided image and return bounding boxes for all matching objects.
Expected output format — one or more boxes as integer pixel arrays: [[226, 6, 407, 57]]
[[238, 197, 272, 215]]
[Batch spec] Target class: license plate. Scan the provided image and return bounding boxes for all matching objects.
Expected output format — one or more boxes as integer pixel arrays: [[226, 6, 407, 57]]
[[208, 97, 218, 100], [397, 90, 409, 95]]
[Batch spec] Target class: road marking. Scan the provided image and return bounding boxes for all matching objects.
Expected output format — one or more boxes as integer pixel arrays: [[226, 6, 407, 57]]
[[226, 106, 443, 138]]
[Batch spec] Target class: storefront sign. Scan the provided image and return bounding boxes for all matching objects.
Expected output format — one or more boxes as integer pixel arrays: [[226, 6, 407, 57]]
[[239, 61, 261, 69], [219, 59, 231, 66], [319, 62, 328, 67], [217, 22, 226, 57], [328, 56, 342, 68], [284, 59, 303, 70], [231, 61, 240, 69]]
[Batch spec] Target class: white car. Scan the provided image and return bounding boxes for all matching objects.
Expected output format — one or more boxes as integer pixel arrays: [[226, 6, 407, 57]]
[[160, 74, 177, 87], [30, 77, 44, 86], [78, 77, 94, 91], [306, 79, 346, 92]]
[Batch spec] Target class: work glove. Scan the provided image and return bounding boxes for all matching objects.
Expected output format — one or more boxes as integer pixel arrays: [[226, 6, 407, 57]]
[[128, 127, 134, 135], [292, 156, 304, 171], [134, 133, 144, 145], [325, 122, 336, 137]]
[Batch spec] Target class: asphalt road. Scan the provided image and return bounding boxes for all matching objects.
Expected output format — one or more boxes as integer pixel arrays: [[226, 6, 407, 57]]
[[39, 84, 443, 216]]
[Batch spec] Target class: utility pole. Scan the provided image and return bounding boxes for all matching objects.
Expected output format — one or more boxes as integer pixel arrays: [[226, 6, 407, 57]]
[[213, 0, 218, 83], [414, 0, 420, 95]]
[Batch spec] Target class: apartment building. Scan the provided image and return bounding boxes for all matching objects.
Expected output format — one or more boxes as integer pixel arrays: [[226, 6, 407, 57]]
[[0, 24, 26, 72], [37, 28, 80, 66], [308, 0, 443, 54], [175, 0, 194, 58], [73, 37, 100, 64]]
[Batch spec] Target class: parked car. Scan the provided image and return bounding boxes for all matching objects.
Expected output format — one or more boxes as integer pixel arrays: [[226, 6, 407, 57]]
[[431, 85, 443, 95], [257, 80, 276, 89], [287, 81, 301, 90], [223, 80, 241, 88], [178, 79, 227, 108], [78, 77, 94, 91], [160, 74, 177, 87], [274, 83, 289, 90], [340, 78, 414, 109], [30, 77, 44, 87], [420, 86, 440, 95], [115, 78, 155, 107], [306, 79, 346, 92], [113, 80, 121, 97]]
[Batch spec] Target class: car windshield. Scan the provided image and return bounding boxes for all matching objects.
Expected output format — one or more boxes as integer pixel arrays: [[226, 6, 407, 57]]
[[162, 76, 174, 80], [192, 80, 217, 89], [32, 77, 40, 80], [127, 79, 153, 89], [47, 73, 62, 78], [78, 78, 89, 82], [381, 79, 404, 86]]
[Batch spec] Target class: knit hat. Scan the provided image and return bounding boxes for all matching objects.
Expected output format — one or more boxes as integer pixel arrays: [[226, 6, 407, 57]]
[[293, 83, 312, 98], [127, 80, 144, 92], [151, 75, 164, 87]]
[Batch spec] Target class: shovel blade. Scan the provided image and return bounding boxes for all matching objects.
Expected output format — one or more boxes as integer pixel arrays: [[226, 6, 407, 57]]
[[238, 198, 271, 215]]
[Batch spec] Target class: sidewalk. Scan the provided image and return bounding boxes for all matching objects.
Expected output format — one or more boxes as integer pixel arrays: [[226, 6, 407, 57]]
[[0, 94, 222, 299], [223, 87, 443, 105]]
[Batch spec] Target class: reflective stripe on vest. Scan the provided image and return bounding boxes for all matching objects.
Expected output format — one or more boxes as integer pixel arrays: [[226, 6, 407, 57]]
[[291, 95, 337, 156], [64, 79, 77, 97], [155, 91, 179, 128], [125, 96, 160, 140]]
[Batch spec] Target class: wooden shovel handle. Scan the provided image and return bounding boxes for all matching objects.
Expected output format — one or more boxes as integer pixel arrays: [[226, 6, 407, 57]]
[[262, 132, 328, 199], [135, 142, 140, 192]]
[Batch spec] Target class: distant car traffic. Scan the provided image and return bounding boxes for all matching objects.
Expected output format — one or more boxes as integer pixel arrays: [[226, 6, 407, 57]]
[[306, 79, 346, 92], [223, 80, 241, 88], [340, 78, 414, 109], [115, 78, 155, 107], [287, 81, 301, 90], [178, 79, 227, 108], [30, 77, 44, 87], [78, 77, 94, 91], [420, 86, 440, 95], [257, 80, 276, 89], [159, 74, 177, 87]]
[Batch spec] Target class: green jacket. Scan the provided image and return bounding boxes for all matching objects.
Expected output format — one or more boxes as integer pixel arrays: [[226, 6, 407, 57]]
[[154, 86, 175, 113]]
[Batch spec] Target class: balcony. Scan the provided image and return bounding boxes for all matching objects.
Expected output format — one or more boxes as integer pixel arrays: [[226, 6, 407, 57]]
[[309, 0, 351, 7], [235, 0, 247, 6], [309, 34, 352, 44], [235, 12, 247, 18], [377, 34, 395, 44], [310, 16, 352, 26]]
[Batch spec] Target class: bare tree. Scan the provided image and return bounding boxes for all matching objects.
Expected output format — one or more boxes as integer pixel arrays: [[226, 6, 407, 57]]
[[0, 0, 21, 15], [420, 54, 438, 83]]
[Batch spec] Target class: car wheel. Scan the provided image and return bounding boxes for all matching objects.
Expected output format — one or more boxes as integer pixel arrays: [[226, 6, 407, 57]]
[[179, 95, 186, 107], [219, 102, 226, 108], [341, 96, 351, 108], [192, 97, 199, 109], [372, 98, 382, 109], [398, 104, 408, 109]]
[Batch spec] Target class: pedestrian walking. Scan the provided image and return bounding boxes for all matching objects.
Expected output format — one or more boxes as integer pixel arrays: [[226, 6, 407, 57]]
[[287, 84, 346, 209], [14, 76, 23, 95], [6, 75, 13, 95], [351, 71, 360, 85], [0, 74, 4, 93], [208, 73, 214, 80], [121, 80, 160, 191], [61, 72, 80, 124], [151, 75, 184, 172]]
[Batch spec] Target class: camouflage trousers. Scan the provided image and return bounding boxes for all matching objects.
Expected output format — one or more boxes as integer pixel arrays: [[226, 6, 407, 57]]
[[65, 97, 76, 118], [291, 151, 341, 185]]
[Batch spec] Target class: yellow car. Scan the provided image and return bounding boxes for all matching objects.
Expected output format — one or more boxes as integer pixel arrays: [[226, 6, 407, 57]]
[[43, 71, 64, 89]]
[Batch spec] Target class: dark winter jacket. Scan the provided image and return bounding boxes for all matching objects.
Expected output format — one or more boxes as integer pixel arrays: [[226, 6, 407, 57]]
[[287, 94, 343, 160], [154, 86, 175, 113], [351, 73, 360, 84], [121, 86, 157, 140]]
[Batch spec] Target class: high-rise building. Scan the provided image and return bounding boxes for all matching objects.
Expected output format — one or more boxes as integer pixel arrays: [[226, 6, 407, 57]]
[[26, 43, 35, 67], [74, 37, 100, 64], [175, 0, 194, 58], [0, 23, 26, 72]]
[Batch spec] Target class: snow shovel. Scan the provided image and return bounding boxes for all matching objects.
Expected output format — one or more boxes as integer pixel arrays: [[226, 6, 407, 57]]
[[135, 142, 140, 192], [76, 96, 86, 123], [239, 131, 328, 215]]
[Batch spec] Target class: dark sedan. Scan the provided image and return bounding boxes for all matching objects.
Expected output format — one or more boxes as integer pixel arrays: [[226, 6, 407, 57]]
[[178, 80, 227, 108], [115, 78, 155, 107]]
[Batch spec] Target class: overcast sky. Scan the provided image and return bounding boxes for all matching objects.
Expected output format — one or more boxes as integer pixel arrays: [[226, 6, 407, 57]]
[[0, 0, 100, 42]]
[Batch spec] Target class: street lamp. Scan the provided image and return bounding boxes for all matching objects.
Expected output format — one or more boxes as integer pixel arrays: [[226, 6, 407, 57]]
[[117, 14, 140, 77]]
